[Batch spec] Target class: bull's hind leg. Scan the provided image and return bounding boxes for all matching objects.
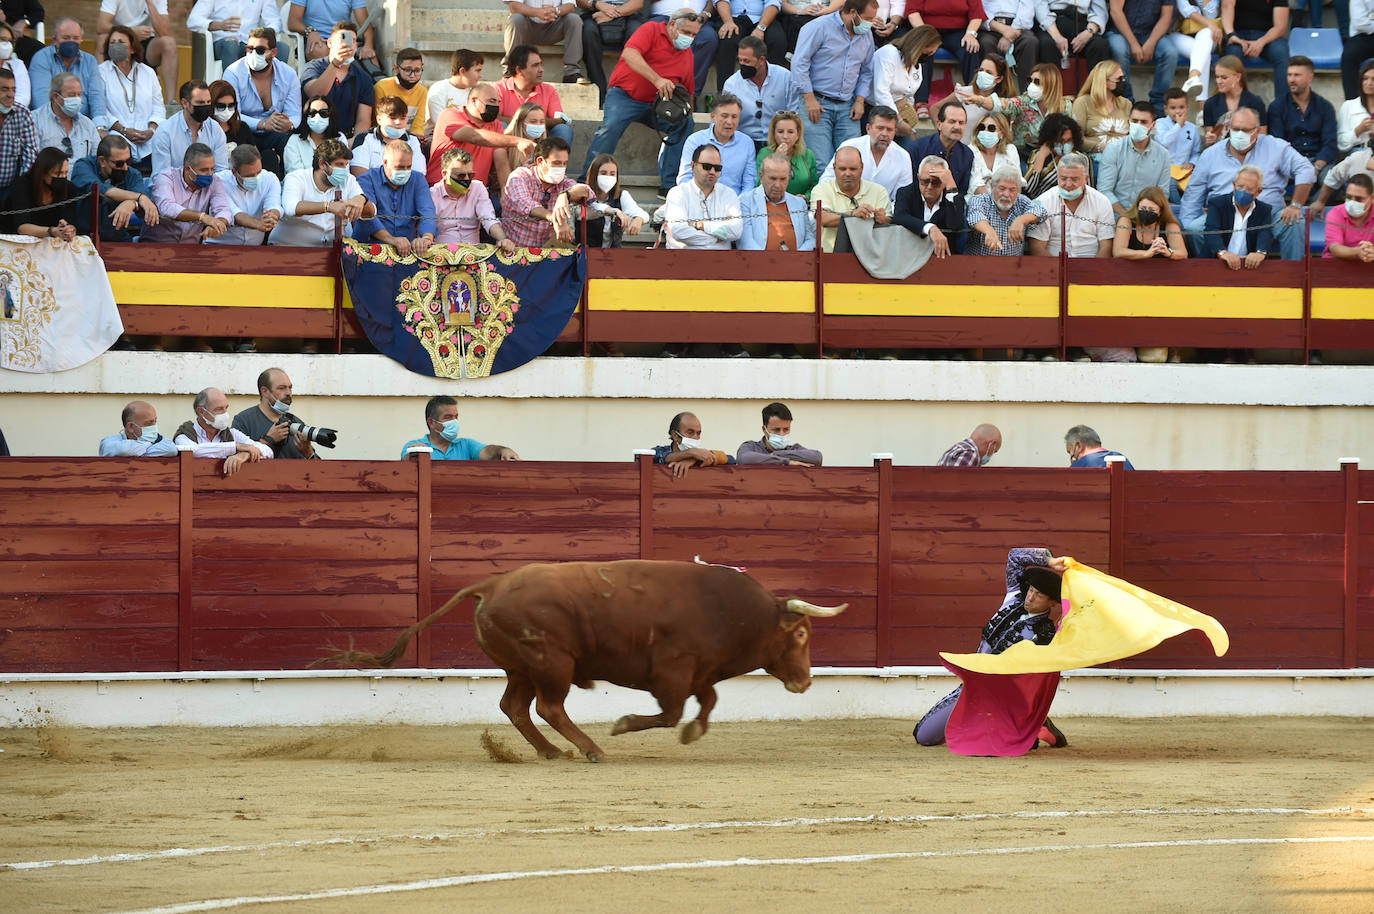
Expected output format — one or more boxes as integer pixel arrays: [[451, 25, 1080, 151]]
[[680, 685, 717, 744], [532, 673, 607, 763], [499, 674, 565, 760]]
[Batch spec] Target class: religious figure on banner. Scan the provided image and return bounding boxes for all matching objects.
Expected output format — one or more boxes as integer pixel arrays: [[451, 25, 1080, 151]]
[[0, 270, 19, 321]]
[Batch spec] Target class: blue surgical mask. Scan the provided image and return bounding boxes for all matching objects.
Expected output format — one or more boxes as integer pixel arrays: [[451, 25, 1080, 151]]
[[975, 70, 996, 91], [328, 165, 349, 187], [979, 450, 993, 467], [1058, 185, 1083, 200], [240, 174, 261, 191], [853, 16, 872, 34], [60, 95, 83, 117], [382, 124, 406, 139], [307, 114, 331, 133], [673, 31, 694, 51], [388, 167, 411, 186], [524, 122, 545, 139], [1228, 129, 1253, 152], [1053, 142, 1073, 156], [1128, 122, 1150, 143], [138, 424, 159, 443], [439, 418, 461, 442], [57, 40, 80, 60], [271, 398, 291, 414], [1233, 188, 1255, 207], [977, 128, 999, 149], [192, 172, 214, 188], [767, 432, 788, 449]]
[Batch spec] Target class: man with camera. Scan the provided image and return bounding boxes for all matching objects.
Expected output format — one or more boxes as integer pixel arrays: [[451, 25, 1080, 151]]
[[231, 367, 333, 459]]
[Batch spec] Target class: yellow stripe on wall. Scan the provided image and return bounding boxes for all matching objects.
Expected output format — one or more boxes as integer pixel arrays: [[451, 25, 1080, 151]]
[[1070, 285, 1301, 319], [822, 284, 1059, 317], [109, 272, 337, 309], [1312, 288, 1374, 321], [589, 279, 815, 313]]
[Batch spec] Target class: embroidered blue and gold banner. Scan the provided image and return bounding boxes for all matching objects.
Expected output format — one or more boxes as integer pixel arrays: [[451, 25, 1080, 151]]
[[341, 241, 586, 378]]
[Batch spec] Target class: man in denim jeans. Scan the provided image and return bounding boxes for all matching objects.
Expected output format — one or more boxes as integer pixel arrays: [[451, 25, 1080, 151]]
[[790, 0, 878, 170]]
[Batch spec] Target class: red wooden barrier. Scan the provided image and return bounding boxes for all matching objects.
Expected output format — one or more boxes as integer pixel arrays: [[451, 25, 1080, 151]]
[[0, 459, 1368, 673]]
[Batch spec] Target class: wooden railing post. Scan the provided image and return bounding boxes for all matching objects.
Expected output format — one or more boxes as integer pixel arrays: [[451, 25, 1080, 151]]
[[176, 446, 195, 671], [579, 205, 590, 357], [415, 448, 433, 667], [1341, 457, 1359, 668], [1106, 455, 1126, 577], [635, 450, 655, 559], [1302, 209, 1313, 365], [1057, 208, 1068, 361], [873, 454, 893, 668], [814, 200, 825, 356]]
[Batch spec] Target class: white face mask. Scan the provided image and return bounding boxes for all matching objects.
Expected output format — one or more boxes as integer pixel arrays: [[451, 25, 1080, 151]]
[[677, 436, 700, 450], [246, 50, 269, 71], [542, 164, 566, 183], [202, 409, 232, 431], [0, 41, 12, 59], [1026, 82, 1043, 102], [596, 174, 617, 192], [1347, 199, 1369, 219]]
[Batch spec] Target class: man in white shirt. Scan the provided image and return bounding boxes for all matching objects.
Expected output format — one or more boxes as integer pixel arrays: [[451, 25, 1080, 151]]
[[207, 144, 283, 245], [223, 27, 299, 172], [1027, 151, 1114, 257], [269, 137, 376, 245], [721, 35, 800, 148], [425, 49, 484, 144], [150, 79, 229, 175], [350, 95, 426, 176], [676, 92, 759, 196], [173, 387, 274, 476], [97, 0, 180, 104], [817, 105, 912, 198], [186, 0, 284, 66], [664, 144, 743, 249]]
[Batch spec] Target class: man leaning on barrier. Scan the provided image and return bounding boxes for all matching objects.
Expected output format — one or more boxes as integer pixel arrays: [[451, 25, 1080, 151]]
[[892, 154, 966, 258], [1200, 163, 1271, 270], [652, 411, 736, 477], [401, 395, 486, 460], [354, 138, 436, 256], [737, 401, 823, 466], [70, 134, 159, 241], [232, 367, 325, 459], [174, 387, 273, 476], [99, 400, 177, 457], [964, 165, 1046, 256], [1322, 173, 1374, 263], [501, 135, 591, 247]]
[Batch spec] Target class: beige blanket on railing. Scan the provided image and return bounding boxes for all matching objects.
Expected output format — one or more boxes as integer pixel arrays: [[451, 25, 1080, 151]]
[[833, 217, 934, 280]]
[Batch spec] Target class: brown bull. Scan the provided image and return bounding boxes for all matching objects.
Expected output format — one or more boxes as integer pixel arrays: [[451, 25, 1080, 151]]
[[327, 560, 846, 762]]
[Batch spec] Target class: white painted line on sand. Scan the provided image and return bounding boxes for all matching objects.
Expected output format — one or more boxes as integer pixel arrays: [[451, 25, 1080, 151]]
[[5, 805, 1371, 872]]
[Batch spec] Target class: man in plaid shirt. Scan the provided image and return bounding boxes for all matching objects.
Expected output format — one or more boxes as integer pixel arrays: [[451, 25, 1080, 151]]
[[500, 135, 591, 247], [937, 423, 1001, 467], [964, 165, 1046, 256], [0, 69, 36, 200]]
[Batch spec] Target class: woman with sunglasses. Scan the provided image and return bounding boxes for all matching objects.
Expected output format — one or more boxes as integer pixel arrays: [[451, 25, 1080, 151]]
[[284, 95, 344, 174], [756, 110, 818, 198], [995, 63, 1072, 161], [208, 79, 256, 155], [1022, 111, 1092, 199], [968, 111, 1018, 194], [1071, 60, 1132, 155]]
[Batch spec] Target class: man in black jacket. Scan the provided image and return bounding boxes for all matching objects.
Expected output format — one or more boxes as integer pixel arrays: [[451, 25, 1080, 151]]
[[892, 155, 966, 257]]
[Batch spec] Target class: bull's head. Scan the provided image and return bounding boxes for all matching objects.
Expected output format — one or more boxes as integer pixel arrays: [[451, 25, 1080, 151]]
[[765, 598, 848, 693]]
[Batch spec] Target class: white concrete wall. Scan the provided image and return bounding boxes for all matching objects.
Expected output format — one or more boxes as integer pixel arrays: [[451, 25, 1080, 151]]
[[2, 353, 1373, 469]]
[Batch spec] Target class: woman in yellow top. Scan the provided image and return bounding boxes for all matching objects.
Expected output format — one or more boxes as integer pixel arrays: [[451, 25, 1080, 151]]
[[756, 110, 819, 199], [1071, 60, 1132, 155]]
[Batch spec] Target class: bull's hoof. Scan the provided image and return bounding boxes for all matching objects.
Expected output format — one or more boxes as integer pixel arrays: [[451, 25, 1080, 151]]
[[610, 715, 632, 736], [680, 720, 705, 744], [586, 750, 605, 763]]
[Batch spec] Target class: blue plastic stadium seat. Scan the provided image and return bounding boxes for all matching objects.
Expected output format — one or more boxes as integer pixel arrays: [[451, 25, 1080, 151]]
[[1290, 28, 1344, 69], [934, 48, 956, 62], [1309, 216, 1326, 255]]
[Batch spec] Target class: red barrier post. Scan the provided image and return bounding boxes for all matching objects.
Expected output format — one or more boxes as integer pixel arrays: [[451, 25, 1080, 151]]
[[814, 200, 825, 356], [1341, 457, 1359, 668], [637, 451, 654, 559], [579, 203, 590, 356], [1057, 208, 1068, 360], [415, 449, 433, 667], [1302, 208, 1313, 364], [873, 454, 893, 668], [331, 222, 345, 354], [177, 447, 194, 671], [89, 189, 101, 253], [1107, 455, 1126, 577]]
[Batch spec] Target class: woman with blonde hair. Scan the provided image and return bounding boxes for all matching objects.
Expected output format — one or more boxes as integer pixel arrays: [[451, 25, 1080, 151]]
[[871, 25, 942, 137], [1072, 60, 1132, 154], [1114, 186, 1186, 260], [968, 111, 1020, 194], [996, 63, 1073, 159], [503, 102, 546, 172], [756, 110, 818, 198], [1201, 56, 1267, 143]]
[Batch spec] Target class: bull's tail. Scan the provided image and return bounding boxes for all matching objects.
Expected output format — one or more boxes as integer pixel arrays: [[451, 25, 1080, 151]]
[[315, 582, 489, 669]]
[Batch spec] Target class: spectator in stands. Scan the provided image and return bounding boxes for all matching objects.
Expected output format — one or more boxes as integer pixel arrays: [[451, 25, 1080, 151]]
[[1171, 0, 1221, 99], [581, 11, 700, 196], [430, 82, 526, 190], [0, 3, 43, 68], [1220, 0, 1288, 99], [354, 139, 437, 254], [715, 0, 788, 88], [431, 148, 516, 249], [0, 68, 37, 201], [187, 0, 284, 68], [1201, 54, 1266, 143], [996, 63, 1072, 158], [2, 145, 77, 238], [906, 99, 972, 194], [664, 143, 745, 248], [35, 74, 102, 161], [401, 395, 486, 460], [1344, 1, 1374, 101], [578, 0, 649, 107], [1113, 184, 1186, 257], [1072, 60, 1131, 154], [648, 0, 718, 104], [737, 401, 823, 466], [1098, 101, 1169, 214], [1155, 88, 1201, 200], [1035, 0, 1112, 72], [904, 0, 983, 112], [284, 95, 343, 173], [209, 79, 258, 157], [1065, 424, 1134, 467], [505, 0, 586, 84], [232, 367, 320, 459], [99, 26, 164, 173], [174, 387, 272, 474], [96, 0, 179, 105], [1337, 59, 1374, 155], [270, 137, 375, 244], [792, 0, 880, 170], [1027, 152, 1112, 257], [501, 102, 547, 174], [739, 151, 816, 249], [583, 152, 649, 247], [893, 154, 966, 256], [757, 109, 819, 197], [206, 143, 282, 245], [0, 23, 30, 105], [497, 45, 575, 146], [29, 18, 108, 127], [290, 0, 378, 72], [872, 26, 941, 143], [501, 135, 592, 247], [979, 0, 1037, 89], [1022, 110, 1089, 196], [145, 142, 232, 243], [653, 412, 736, 476], [1267, 56, 1335, 186], [1309, 141, 1373, 219], [99, 401, 177, 457], [1325, 173, 1374, 261], [937, 423, 1001, 465], [723, 35, 801, 150], [1199, 163, 1272, 267], [224, 28, 299, 174], [373, 48, 427, 139], [1181, 106, 1314, 260], [300, 21, 373, 139], [968, 111, 1018, 194], [965, 163, 1047, 254], [479, 444, 522, 459], [812, 143, 891, 250], [948, 54, 1019, 145], [352, 96, 426, 176], [1105, 0, 1177, 116], [150, 80, 228, 175], [816, 105, 912, 197], [70, 134, 160, 241], [426, 50, 484, 138]]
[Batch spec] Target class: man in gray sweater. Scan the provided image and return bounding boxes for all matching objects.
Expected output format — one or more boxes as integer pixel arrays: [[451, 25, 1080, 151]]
[[736, 401, 823, 466]]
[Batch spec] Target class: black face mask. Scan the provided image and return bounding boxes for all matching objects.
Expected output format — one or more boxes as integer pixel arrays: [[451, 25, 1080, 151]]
[[189, 103, 213, 123], [738, 63, 757, 80], [480, 102, 500, 123], [396, 73, 419, 89], [450, 174, 472, 188], [1111, 82, 1127, 97], [918, 53, 935, 65], [108, 164, 130, 184], [1137, 209, 1160, 226]]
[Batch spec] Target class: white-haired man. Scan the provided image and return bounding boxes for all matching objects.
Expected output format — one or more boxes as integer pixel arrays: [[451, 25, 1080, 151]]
[[173, 387, 274, 476], [965, 164, 1046, 256], [738, 152, 815, 250], [892, 154, 965, 258]]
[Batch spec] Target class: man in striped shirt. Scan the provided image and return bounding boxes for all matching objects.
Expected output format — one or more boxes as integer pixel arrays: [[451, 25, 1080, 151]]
[[937, 424, 1001, 466]]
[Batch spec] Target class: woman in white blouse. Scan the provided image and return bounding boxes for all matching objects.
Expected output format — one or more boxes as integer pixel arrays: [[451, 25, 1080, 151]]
[[99, 26, 166, 170], [872, 25, 941, 151], [968, 111, 1019, 194], [0, 23, 30, 106], [1336, 60, 1374, 155], [583, 153, 649, 247]]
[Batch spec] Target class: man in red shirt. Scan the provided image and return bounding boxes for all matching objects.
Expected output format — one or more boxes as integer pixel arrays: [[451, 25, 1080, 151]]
[[428, 83, 535, 189], [580, 10, 702, 196], [497, 45, 575, 147]]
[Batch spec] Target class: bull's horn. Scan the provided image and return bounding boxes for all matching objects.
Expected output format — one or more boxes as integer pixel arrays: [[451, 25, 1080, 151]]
[[786, 598, 849, 617]]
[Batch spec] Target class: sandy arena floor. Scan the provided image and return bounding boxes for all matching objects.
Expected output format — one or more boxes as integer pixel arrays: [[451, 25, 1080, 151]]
[[2, 717, 1372, 913]]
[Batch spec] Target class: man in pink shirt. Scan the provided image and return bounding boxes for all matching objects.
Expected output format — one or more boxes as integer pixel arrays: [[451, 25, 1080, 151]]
[[496, 45, 574, 146], [429, 148, 518, 249], [1323, 173, 1374, 262]]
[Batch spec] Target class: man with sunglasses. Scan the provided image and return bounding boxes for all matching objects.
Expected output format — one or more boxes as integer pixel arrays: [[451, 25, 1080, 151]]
[[664, 143, 744, 248], [70, 133, 161, 241], [35, 73, 101, 162], [224, 27, 300, 175], [721, 35, 801, 150], [893, 154, 965, 257]]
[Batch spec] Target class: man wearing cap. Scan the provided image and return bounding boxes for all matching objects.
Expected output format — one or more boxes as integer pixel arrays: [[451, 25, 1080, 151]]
[[913, 547, 1069, 749]]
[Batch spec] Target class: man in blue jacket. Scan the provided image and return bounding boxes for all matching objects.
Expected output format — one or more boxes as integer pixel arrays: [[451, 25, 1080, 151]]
[[1200, 164, 1273, 269], [737, 153, 815, 250]]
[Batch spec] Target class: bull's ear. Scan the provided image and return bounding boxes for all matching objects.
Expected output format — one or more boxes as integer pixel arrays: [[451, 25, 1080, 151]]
[[778, 612, 808, 632]]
